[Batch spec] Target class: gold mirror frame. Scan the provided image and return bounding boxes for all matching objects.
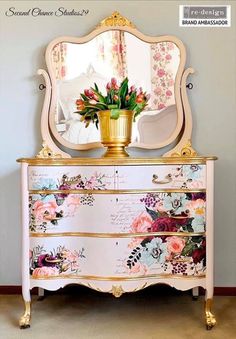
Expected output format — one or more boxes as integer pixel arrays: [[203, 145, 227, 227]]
[[37, 12, 196, 158]]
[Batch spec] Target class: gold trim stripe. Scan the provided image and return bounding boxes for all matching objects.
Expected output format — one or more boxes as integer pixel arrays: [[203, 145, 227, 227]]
[[17, 156, 217, 165], [30, 231, 205, 238], [29, 189, 206, 194], [30, 273, 205, 281]]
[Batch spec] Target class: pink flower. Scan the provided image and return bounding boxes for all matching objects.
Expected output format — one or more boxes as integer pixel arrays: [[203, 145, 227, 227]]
[[131, 211, 153, 233], [157, 69, 165, 77], [185, 199, 205, 217], [33, 201, 57, 222], [88, 99, 97, 105], [168, 79, 175, 86], [167, 42, 174, 50], [166, 90, 172, 97], [85, 175, 97, 189], [154, 87, 162, 96], [166, 236, 186, 254], [130, 85, 136, 92], [106, 82, 111, 91], [111, 77, 117, 86], [65, 195, 80, 215], [32, 266, 59, 278], [153, 52, 162, 61], [84, 89, 93, 98], [128, 212, 153, 248], [165, 54, 172, 60], [158, 103, 166, 110], [129, 262, 148, 275]]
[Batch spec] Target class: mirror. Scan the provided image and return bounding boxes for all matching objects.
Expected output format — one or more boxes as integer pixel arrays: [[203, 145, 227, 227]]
[[45, 13, 186, 151]]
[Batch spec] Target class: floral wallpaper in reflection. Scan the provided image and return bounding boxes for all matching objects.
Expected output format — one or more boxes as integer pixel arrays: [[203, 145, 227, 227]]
[[150, 42, 180, 110]]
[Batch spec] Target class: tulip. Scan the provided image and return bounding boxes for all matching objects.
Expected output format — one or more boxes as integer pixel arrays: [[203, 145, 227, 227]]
[[130, 85, 136, 92], [111, 77, 117, 86], [136, 95, 144, 103], [125, 95, 130, 101], [84, 89, 93, 98], [106, 82, 111, 91], [93, 94, 99, 101], [76, 99, 85, 110], [113, 95, 119, 102], [89, 99, 97, 105]]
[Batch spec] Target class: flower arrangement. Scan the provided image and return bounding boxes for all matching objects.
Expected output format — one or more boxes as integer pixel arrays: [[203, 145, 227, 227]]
[[75, 77, 150, 128]]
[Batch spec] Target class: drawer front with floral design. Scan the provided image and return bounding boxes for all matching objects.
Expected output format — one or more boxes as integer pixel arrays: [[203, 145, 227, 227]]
[[29, 192, 206, 234], [28, 166, 115, 191], [29, 235, 206, 279], [116, 164, 206, 189]]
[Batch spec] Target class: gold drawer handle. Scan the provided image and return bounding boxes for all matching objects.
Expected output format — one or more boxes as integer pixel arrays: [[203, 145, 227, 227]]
[[44, 256, 62, 264], [152, 174, 172, 184]]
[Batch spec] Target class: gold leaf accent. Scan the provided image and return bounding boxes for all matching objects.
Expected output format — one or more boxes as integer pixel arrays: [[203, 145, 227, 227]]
[[36, 142, 62, 159], [98, 12, 135, 28], [111, 285, 125, 298], [205, 299, 217, 329], [19, 301, 31, 329], [171, 141, 197, 157]]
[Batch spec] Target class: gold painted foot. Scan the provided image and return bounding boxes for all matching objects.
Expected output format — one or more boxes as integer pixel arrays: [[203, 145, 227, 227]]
[[19, 301, 31, 329], [205, 299, 216, 330]]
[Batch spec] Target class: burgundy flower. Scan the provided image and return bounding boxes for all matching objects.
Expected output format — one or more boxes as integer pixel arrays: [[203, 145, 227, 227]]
[[58, 183, 70, 198], [150, 218, 178, 241], [191, 192, 206, 201], [192, 246, 206, 264], [150, 217, 178, 233]]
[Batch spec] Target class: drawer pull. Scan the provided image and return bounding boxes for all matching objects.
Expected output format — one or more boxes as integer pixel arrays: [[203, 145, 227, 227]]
[[44, 256, 62, 264], [152, 174, 172, 184]]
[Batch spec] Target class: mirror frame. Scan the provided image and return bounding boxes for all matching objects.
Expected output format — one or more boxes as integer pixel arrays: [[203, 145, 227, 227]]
[[37, 12, 196, 158]]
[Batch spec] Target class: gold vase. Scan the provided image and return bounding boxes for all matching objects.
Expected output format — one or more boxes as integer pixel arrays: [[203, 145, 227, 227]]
[[97, 110, 134, 158]]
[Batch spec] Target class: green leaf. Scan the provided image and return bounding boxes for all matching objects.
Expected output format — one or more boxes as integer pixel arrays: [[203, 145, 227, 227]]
[[145, 207, 160, 221], [94, 83, 99, 92], [108, 104, 118, 109], [95, 102, 108, 110], [181, 242, 195, 256], [118, 78, 128, 105], [110, 109, 121, 119], [80, 93, 89, 101], [90, 87, 106, 103], [191, 236, 203, 243]]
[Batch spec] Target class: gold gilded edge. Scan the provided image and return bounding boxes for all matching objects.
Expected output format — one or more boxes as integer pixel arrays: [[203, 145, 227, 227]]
[[171, 141, 198, 157], [30, 273, 206, 281], [30, 231, 205, 238], [29, 188, 206, 194], [97, 11, 135, 28], [111, 285, 125, 297], [17, 156, 217, 165], [82, 282, 148, 294], [36, 142, 62, 159]]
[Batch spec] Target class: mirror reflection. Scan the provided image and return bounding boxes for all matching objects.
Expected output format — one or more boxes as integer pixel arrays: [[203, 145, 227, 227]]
[[50, 31, 180, 145]]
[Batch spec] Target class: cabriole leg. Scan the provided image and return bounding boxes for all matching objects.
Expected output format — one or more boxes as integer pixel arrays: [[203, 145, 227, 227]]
[[205, 298, 216, 330], [19, 300, 31, 329]]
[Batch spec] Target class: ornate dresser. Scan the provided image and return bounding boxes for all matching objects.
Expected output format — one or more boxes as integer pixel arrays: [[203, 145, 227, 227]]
[[17, 12, 217, 330]]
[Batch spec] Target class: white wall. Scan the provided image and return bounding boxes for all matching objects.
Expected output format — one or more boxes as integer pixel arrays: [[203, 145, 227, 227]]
[[0, 0, 235, 286]]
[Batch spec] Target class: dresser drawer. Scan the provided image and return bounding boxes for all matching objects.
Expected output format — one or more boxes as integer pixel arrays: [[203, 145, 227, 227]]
[[116, 164, 206, 189], [28, 166, 115, 190], [29, 192, 206, 234], [30, 235, 206, 279]]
